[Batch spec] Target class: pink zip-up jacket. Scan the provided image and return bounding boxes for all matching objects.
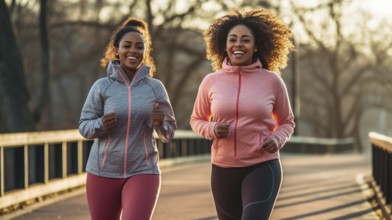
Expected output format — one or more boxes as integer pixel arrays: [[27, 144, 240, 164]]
[[190, 58, 295, 168]]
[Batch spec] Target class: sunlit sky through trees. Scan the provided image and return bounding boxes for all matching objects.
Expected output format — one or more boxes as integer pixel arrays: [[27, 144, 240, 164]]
[[294, 0, 392, 26], [7, 0, 391, 28], [295, 0, 390, 16]]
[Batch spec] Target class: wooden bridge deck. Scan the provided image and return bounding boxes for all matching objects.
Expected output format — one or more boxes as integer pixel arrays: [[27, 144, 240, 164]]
[[4, 154, 380, 220]]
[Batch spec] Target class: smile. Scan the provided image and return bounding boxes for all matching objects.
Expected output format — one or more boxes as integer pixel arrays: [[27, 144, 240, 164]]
[[232, 51, 245, 57], [127, 56, 137, 60]]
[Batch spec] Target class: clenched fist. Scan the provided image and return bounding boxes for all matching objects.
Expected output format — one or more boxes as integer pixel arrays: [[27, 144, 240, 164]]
[[214, 123, 230, 139], [102, 112, 116, 129], [261, 138, 278, 153], [152, 103, 164, 126]]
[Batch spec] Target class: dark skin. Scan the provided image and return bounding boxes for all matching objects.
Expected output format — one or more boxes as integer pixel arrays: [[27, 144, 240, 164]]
[[102, 103, 163, 129], [102, 32, 165, 130], [213, 24, 279, 154], [214, 123, 230, 139], [152, 103, 164, 126], [103, 112, 116, 129], [214, 123, 278, 153], [118, 32, 144, 81]]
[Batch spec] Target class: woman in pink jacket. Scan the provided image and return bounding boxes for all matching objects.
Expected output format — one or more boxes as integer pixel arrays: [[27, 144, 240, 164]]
[[190, 8, 295, 220]]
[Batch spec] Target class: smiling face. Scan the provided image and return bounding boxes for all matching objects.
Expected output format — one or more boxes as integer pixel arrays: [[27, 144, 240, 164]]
[[117, 31, 145, 75], [226, 24, 256, 66]]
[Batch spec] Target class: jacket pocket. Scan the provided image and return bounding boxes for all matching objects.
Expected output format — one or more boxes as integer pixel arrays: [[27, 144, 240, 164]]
[[100, 132, 111, 168], [258, 132, 268, 154], [258, 132, 263, 148], [143, 127, 151, 166]]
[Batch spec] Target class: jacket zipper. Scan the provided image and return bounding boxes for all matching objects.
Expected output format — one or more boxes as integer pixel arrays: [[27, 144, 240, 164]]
[[234, 68, 242, 158], [116, 65, 144, 177]]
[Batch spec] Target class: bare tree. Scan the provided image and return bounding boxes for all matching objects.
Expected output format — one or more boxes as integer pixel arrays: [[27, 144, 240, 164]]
[[132, 0, 284, 128], [33, 0, 50, 123], [289, 0, 392, 151], [0, 0, 291, 131], [0, 0, 33, 132]]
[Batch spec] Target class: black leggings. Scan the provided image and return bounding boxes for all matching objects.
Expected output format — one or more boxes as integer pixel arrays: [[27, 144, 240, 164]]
[[211, 159, 282, 220]]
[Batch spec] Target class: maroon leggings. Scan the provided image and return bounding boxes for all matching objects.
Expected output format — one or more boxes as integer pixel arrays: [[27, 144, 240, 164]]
[[86, 173, 160, 220]]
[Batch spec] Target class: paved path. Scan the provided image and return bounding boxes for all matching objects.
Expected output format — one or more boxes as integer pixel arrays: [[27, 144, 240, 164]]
[[270, 154, 378, 220], [5, 154, 379, 220]]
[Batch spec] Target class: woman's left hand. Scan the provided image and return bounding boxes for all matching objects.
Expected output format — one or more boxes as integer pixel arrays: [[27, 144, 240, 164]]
[[152, 103, 164, 126], [261, 138, 278, 153]]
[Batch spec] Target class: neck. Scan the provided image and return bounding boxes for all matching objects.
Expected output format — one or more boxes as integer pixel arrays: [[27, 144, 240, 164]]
[[124, 69, 136, 81]]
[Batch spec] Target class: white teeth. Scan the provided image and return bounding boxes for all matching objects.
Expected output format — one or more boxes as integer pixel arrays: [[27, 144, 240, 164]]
[[233, 51, 245, 55], [127, 56, 137, 60]]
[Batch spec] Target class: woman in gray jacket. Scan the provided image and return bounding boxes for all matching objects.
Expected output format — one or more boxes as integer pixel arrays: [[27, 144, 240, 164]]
[[79, 18, 176, 220]]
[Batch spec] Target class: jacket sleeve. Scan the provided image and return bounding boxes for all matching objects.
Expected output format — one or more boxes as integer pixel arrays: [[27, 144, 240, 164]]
[[78, 79, 108, 139], [269, 75, 295, 149], [154, 81, 177, 143], [189, 75, 218, 140]]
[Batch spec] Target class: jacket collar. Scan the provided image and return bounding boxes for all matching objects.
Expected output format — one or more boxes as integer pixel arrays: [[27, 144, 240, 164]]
[[222, 57, 263, 74], [106, 60, 150, 84]]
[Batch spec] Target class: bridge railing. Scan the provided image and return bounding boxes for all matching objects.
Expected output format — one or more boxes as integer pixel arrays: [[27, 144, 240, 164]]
[[0, 129, 211, 212], [284, 136, 354, 154], [0, 129, 354, 213], [369, 132, 392, 216]]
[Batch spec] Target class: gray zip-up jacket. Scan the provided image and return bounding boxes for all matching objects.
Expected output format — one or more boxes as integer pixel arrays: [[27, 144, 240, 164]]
[[79, 61, 176, 178]]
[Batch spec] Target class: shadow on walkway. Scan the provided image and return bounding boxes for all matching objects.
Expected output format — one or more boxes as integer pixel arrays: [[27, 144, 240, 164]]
[[5, 154, 379, 220]]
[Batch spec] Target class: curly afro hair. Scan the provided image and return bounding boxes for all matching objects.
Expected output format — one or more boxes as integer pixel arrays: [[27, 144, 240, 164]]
[[101, 17, 156, 76], [204, 8, 294, 73]]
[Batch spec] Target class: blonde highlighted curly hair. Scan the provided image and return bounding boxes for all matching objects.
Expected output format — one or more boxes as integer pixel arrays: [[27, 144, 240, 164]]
[[101, 17, 156, 76], [204, 8, 294, 73]]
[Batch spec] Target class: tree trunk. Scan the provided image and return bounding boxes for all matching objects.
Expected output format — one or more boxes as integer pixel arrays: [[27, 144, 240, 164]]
[[33, 0, 51, 123], [145, 0, 153, 29], [0, 0, 33, 132]]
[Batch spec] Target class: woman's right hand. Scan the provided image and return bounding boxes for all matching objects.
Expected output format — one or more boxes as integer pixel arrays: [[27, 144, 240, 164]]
[[102, 112, 117, 129], [214, 122, 230, 139]]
